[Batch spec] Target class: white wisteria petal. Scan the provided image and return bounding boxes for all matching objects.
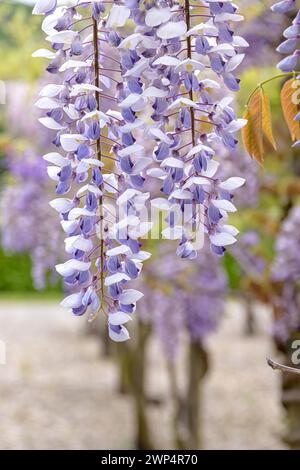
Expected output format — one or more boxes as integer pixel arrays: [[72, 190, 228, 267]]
[[210, 232, 237, 247], [47, 166, 60, 181], [32, 48, 56, 59], [168, 97, 200, 111], [210, 44, 235, 56], [225, 54, 245, 72], [60, 293, 83, 309], [70, 83, 102, 96], [107, 5, 130, 28], [157, 21, 187, 39], [59, 60, 91, 72], [55, 259, 91, 277], [105, 273, 131, 286], [76, 184, 102, 198], [63, 104, 80, 120], [82, 158, 104, 168], [39, 84, 62, 98], [38, 117, 66, 131], [49, 198, 74, 213], [169, 189, 192, 200], [146, 168, 166, 179], [193, 176, 211, 186], [128, 251, 151, 261], [186, 22, 218, 37], [152, 56, 181, 67], [215, 13, 244, 23], [43, 152, 69, 167], [119, 33, 143, 50], [32, 0, 56, 15], [202, 159, 220, 178], [35, 97, 61, 109], [222, 225, 240, 237], [149, 127, 173, 144], [199, 78, 221, 89], [118, 143, 143, 158], [68, 207, 96, 220], [175, 59, 205, 72], [120, 93, 143, 108], [109, 325, 130, 342], [124, 58, 149, 77], [145, 7, 171, 27], [46, 30, 78, 44], [61, 219, 79, 234], [161, 157, 184, 169], [232, 36, 249, 48], [60, 134, 87, 152], [106, 245, 131, 257], [226, 119, 247, 133], [71, 236, 93, 252], [219, 177, 246, 191], [119, 290, 144, 305], [186, 143, 215, 158], [143, 86, 168, 99], [213, 199, 237, 213], [109, 312, 132, 326]]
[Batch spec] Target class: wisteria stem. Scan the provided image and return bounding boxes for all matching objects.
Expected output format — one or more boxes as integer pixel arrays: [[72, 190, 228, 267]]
[[185, 0, 196, 148], [93, 18, 105, 308]]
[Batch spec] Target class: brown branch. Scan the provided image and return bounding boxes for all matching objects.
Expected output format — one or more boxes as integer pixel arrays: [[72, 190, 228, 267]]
[[267, 357, 300, 375]]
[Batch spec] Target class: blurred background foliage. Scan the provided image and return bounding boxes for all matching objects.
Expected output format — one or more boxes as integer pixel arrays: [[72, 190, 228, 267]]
[[0, 1, 59, 294]]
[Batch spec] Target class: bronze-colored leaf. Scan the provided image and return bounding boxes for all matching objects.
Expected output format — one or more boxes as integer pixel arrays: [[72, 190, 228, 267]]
[[242, 89, 264, 164], [261, 88, 277, 150], [281, 78, 300, 142]]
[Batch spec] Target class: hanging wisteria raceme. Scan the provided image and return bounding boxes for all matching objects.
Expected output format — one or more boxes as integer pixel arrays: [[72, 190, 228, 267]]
[[121, 0, 247, 258], [272, 0, 299, 73], [32, 0, 247, 341], [33, 0, 153, 342]]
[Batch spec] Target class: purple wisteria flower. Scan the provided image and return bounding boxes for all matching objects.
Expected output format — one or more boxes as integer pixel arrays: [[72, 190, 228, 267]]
[[33, 0, 153, 341], [272, 1, 300, 145], [32, 0, 247, 341], [120, 0, 247, 258]]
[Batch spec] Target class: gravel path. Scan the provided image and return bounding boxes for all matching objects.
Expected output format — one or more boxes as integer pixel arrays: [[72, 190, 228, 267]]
[[0, 299, 286, 450]]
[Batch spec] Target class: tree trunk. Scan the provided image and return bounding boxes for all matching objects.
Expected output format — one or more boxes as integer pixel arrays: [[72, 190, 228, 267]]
[[171, 342, 208, 450], [132, 321, 153, 450], [244, 295, 256, 336], [116, 321, 153, 449], [281, 352, 300, 449]]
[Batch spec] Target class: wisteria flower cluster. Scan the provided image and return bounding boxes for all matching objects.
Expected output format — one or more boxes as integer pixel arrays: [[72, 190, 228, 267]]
[[272, 0, 300, 73], [272, 0, 300, 148], [32, 0, 247, 341]]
